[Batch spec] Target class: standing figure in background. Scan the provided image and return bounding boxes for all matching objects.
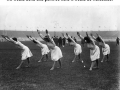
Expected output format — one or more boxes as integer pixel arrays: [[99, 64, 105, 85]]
[[62, 36, 66, 47], [53, 36, 58, 46], [116, 37, 120, 46], [58, 37, 62, 47]]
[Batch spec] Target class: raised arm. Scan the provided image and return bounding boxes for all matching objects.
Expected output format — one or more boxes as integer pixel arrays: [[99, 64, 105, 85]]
[[9, 38, 18, 44], [90, 33, 96, 40], [28, 35, 43, 46], [66, 33, 76, 44], [62, 33, 68, 39], [31, 36, 43, 45], [1, 35, 10, 41], [26, 35, 33, 41], [96, 33, 105, 45], [46, 29, 56, 46], [77, 32, 84, 40], [37, 29, 45, 41], [1, 35, 16, 43]]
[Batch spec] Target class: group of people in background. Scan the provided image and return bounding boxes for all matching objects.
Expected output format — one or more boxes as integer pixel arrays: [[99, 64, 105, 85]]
[[2, 29, 119, 71], [52, 35, 77, 47]]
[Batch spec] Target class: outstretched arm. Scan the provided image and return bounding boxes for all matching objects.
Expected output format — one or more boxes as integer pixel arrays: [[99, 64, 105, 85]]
[[46, 29, 56, 46], [77, 32, 84, 40], [66, 33, 76, 44], [26, 35, 34, 41], [8, 37, 17, 44], [27, 35, 37, 42], [90, 33, 97, 40], [96, 34, 105, 44], [31, 36, 43, 45], [1, 35, 10, 41], [37, 29, 45, 41], [1, 35, 16, 44], [62, 33, 68, 39], [27, 35, 43, 46]]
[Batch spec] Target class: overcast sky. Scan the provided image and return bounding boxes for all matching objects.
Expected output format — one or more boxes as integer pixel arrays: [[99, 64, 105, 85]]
[[0, 6, 120, 31]]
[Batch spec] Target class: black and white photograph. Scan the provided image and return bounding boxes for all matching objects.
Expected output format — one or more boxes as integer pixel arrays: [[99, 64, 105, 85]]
[[0, 3, 120, 90]]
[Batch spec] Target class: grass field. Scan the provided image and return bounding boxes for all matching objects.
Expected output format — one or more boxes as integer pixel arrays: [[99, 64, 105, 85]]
[[0, 41, 120, 90]]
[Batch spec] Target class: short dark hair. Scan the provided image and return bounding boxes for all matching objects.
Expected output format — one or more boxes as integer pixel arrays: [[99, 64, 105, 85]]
[[84, 36, 94, 45], [43, 36, 51, 42], [96, 37, 103, 42], [32, 40, 38, 44], [12, 37, 17, 41], [84, 37, 91, 43], [67, 38, 72, 43]]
